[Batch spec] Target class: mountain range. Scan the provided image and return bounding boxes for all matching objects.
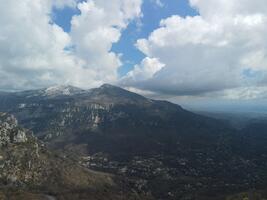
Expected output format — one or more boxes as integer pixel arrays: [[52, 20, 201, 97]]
[[0, 84, 267, 200]]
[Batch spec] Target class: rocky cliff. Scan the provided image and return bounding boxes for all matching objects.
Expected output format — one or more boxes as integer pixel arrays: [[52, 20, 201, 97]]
[[0, 112, 152, 200]]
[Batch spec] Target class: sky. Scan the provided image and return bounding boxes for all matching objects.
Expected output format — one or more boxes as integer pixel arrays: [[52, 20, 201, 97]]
[[0, 0, 267, 111]]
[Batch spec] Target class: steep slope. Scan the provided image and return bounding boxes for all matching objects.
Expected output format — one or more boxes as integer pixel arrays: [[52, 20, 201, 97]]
[[0, 112, 151, 200], [0, 84, 233, 159]]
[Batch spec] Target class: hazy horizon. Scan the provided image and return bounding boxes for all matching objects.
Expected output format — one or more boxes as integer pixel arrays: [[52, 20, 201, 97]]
[[2, 83, 267, 114]]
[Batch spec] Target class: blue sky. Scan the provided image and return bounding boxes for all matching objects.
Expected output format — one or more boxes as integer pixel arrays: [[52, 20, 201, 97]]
[[53, 0, 198, 76]]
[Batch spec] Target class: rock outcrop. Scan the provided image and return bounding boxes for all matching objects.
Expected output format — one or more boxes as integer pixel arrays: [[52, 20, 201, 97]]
[[0, 112, 151, 200], [0, 113, 27, 146]]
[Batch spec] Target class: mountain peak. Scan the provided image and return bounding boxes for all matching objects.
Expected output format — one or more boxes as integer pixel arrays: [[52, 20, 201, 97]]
[[100, 83, 118, 89], [80, 83, 150, 105], [43, 85, 84, 97], [98, 83, 126, 92]]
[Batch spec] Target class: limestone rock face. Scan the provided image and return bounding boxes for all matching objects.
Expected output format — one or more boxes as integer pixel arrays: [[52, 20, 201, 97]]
[[0, 113, 41, 186], [0, 113, 27, 146], [13, 129, 28, 143]]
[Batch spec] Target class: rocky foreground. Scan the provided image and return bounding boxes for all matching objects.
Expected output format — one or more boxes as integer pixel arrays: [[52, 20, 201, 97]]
[[0, 112, 152, 200]]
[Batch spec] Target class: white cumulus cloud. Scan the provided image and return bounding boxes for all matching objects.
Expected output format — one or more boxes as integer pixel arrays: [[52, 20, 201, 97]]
[[70, 0, 142, 87], [123, 0, 267, 97], [121, 57, 165, 83], [0, 0, 142, 90]]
